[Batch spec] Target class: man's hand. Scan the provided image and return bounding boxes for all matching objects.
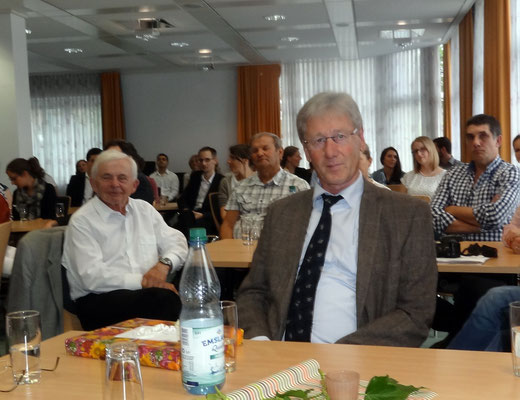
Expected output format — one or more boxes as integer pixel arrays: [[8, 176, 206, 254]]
[[141, 263, 178, 294], [193, 211, 203, 220]]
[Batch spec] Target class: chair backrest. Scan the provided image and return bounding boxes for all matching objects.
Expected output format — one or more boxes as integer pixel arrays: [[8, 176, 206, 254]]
[[0, 221, 12, 277], [208, 192, 222, 231], [387, 184, 407, 193]]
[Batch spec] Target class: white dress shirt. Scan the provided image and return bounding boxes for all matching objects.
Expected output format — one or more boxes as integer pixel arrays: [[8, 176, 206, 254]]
[[195, 172, 215, 210], [62, 196, 188, 300], [300, 172, 363, 343], [150, 169, 180, 201], [83, 174, 93, 204]]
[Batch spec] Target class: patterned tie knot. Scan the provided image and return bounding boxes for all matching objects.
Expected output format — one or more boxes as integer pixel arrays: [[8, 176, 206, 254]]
[[322, 194, 342, 210]]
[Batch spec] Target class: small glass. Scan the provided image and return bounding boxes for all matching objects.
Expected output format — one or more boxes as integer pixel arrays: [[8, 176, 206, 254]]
[[240, 217, 252, 246], [220, 301, 238, 373], [325, 370, 360, 400], [104, 342, 144, 400], [55, 203, 65, 219], [6, 310, 41, 385], [17, 205, 28, 221], [159, 196, 168, 207], [510, 301, 520, 376]]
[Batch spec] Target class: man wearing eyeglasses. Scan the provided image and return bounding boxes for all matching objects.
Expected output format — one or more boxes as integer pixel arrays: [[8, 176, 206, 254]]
[[237, 92, 437, 347], [220, 132, 309, 239]]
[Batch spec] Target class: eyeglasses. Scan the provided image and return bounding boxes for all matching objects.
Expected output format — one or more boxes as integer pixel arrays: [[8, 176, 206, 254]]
[[411, 147, 428, 155], [303, 129, 358, 150], [0, 357, 60, 392]]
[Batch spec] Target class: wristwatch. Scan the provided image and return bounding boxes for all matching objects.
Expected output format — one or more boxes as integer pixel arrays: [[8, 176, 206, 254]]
[[159, 257, 173, 272]]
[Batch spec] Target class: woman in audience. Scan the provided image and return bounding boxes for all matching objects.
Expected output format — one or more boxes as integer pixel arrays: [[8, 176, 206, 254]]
[[371, 147, 404, 185], [358, 146, 389, 190], [281, 146, 302, 174], [218, 144, 254, 220], [6, 157, 57, 220], [401, 136, 446, 198]]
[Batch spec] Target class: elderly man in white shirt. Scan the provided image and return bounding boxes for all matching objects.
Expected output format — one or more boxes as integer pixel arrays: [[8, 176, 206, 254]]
[[150, 153, 179, 201], [62, 150, 188, 330]]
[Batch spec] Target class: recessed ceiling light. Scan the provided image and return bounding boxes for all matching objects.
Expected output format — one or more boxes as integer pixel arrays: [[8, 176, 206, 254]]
[[397, 20, 407, 26], [281, 36, 299, 42], [198, 49, 212, 54], [25, 29, 32, 35], [264, 14, 286, 22], [171, 42, 189, 48], [64, 48, 83, 54]]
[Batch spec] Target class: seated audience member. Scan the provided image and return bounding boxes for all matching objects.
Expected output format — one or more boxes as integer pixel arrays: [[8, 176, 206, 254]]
[[447, 286, 520, 351], [513, 134, 520, 163], [6, 157, 57, 220], [433, 137, 462, 170], [218, 144, 254, 220], [220, 133, 310, 239], [150, 153, 179, 201], [177, 147, 224, 236], [358, 146, 389, 190], [237, 92, 437, 346], [104, 140, 154, 204], [62, 150, 188, 330], [401, 136, 446, 198], [32, 157, 58, 190], [0, 183, 12, 222], [67, 148, 102, 207], [371, 147, 404, 185], [431, 114, 520, 341], [76, 159, 87, 174], [183, 154, 200, 190], [281, 146, 312, 183]]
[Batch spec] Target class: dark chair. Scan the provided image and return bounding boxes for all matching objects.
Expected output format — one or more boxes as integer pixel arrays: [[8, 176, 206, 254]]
[[208, 192, 222, 231]]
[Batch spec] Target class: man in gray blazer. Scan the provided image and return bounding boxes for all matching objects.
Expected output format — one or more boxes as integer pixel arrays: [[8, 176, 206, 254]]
[[237, 92, 437, 347]]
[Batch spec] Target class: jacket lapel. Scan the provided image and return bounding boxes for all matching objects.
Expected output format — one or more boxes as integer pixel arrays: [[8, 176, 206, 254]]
[[356, 181, 382, 324]]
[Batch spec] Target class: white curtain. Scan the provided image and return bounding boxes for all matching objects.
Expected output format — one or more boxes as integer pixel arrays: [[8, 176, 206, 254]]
[[449, 28, 461, 161], [473, 0, 484, 116], [280, 46, 442, 173], [511, 0, 520, 166], [30, 73, 102, 193]]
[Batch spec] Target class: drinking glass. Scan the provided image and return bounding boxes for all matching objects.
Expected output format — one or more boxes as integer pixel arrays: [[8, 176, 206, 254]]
[[159, 196, 168, 207], [17, 205, 28, 221], [6, 310, 41, 385], [55, 203, 65, 219], [510, 301, 520, 376], [220, 301, 238, 373], [240, 216, 252, 246], [249, 217, 261, 243], [325, 370, 360, 400], [104, 342, 144, 400]]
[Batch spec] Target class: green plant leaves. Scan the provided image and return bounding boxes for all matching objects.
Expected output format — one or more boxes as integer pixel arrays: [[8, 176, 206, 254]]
[[364, 375, 423, 400]]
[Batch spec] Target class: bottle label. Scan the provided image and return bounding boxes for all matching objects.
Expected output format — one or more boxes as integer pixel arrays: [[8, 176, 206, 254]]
[[181, 323, 225, 386]]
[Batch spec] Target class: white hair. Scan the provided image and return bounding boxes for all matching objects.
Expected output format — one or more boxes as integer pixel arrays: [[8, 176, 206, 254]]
[[91, 149, 138, 180]]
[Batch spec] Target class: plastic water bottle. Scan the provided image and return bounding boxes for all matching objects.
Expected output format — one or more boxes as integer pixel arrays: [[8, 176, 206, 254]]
[[179, 228, 225, 395]]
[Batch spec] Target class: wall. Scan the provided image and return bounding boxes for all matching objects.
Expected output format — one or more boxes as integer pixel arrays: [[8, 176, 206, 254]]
[[122, 69, 237, 174]]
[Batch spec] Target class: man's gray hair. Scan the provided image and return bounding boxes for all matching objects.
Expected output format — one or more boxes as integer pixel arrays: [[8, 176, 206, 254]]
[[91, 149, 138, 180], [296, 92, 363, 142], [250, 132, 282, 149]]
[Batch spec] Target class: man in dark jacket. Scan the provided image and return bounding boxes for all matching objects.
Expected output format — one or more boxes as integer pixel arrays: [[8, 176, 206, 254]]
[[66, 148, 102, 207]]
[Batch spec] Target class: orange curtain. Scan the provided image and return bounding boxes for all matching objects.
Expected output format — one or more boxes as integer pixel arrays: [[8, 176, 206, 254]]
[[443, 42, 452, 141], [459, 10, 474, 162], [101, 71, 126, 145], [237, 64, 281, 144], [484, 0, 511, 162]]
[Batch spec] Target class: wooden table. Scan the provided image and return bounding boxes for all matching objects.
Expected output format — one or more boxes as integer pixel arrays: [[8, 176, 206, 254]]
[[206, 239, 256, 268], [2, 331, 520, 399], [11, 219, 55, 233], [438, 241, 520, 273], [154, 202, 178, 212]]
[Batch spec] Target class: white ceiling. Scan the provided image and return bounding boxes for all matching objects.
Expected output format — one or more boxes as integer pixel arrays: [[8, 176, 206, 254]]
[[3, 0, 476, 74]]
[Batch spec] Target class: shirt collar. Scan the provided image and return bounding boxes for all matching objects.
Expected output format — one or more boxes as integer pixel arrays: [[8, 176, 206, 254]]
[[92, 195, 131, 220], [248, 168, 284, 186], [467, 155, 502, 176], [202, 171, 215, 184], [312, 171, 364, 209]]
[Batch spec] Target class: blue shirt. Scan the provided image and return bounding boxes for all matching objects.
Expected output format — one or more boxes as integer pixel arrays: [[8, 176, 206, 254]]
[[299, 172, 364, 343], [431, 156, 520, 241]]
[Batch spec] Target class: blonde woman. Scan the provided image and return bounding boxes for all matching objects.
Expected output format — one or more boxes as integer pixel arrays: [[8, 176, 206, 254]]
[[401, 136, 446, 198]]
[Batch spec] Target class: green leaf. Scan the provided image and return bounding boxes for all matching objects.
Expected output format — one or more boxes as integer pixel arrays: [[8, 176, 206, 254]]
[[364, 375, 423, 400]]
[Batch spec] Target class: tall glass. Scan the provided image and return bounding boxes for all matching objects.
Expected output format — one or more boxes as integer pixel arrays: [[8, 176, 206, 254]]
[[510, 301, 520, 376], [6, 310, 41, 384], [220, 300, 238, 372]]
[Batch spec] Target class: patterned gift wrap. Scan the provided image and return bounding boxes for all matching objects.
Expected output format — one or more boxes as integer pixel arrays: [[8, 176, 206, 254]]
[[64, 318, 182, 370], [225, 359, 437, 400]]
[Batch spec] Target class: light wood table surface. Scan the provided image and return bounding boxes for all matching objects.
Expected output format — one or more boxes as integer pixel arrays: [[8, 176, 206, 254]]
[[438, 241, 520, 273], [206, 239, 256, 268], [10, 219, 55, 233], [2, 331, 519, 399]]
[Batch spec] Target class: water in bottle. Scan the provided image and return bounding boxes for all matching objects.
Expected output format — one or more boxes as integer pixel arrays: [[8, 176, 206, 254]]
[[179, 228, 225, 395]]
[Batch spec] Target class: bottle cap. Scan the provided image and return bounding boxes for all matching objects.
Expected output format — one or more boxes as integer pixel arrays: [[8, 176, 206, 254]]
[[189, 227, 207, 242]]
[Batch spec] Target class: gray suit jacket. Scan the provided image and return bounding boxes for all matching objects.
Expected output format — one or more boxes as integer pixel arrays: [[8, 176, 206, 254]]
[[237, 180, 437, 347]]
